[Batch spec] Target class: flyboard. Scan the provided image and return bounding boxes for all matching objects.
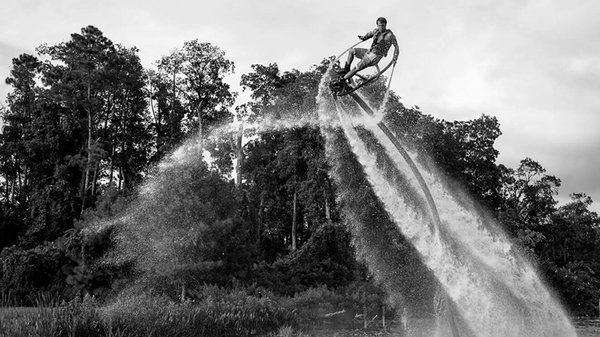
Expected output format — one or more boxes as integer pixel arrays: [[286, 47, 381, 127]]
[[328, 41, 461, 337], [329, 40, 396, 97]]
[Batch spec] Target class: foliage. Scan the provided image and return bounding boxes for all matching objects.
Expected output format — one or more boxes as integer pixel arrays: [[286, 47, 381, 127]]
[[253, 223, 359, 295], [240, 61, 337, 259], [498, 157, 562, 254], [384, 105, 503, 210], [154, 39, 236, 161], [538, 194, 600, 316], [0, 242, 73, 305], [1, 25, 150, 248], [0, 203, 23, 248]]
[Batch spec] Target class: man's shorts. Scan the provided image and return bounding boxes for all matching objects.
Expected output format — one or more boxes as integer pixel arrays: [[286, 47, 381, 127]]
[[354, 48, 382, 69]]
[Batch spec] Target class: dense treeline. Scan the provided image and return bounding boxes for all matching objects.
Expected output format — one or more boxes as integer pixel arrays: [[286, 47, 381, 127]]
[[0, 26, 598, 318]]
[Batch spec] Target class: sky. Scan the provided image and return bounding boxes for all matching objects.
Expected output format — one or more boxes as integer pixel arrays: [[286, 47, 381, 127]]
[[1, 0, 599, 212]]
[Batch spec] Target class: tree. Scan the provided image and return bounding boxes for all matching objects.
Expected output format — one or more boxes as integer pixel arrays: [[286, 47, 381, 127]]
[[38, 26, 115, 214], [539, 194, 600, 315], [498, 158, 561, 253], [259, 222, 359, 295], [145, 69, 187, 163], [1, 54, 43, 205], [240, 62, 337, 256], [384, 105, 504, 210], [156, 40, 236, 158], [1, 52, 79, 244], [36, 26, 150, 213], [1, 26, 149, 245], [442, 115, 503, 209]]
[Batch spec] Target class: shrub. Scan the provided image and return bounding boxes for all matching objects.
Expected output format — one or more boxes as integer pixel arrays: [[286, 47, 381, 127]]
[[255, 223, 359, 296], [0, 242, 73, 305]]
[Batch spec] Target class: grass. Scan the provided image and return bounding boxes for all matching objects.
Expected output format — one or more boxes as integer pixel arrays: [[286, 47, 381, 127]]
[[2, 307, 599, 337], [1, 292, 598, 337], [0, 291, 296, 337]]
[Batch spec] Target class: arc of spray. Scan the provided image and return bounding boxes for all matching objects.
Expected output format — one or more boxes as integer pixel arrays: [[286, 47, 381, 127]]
[[334, 69, 461, 335]]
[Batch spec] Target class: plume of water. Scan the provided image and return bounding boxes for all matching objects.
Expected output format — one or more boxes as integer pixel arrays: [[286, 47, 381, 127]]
[[88, 113, 329, 291], [317, 65, 576, 336]]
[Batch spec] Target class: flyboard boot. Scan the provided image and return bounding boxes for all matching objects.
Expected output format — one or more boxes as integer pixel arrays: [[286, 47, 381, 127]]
[[329, 76, 351, 95], [329, 62, 353, 96], [337, 62, 350, 77]]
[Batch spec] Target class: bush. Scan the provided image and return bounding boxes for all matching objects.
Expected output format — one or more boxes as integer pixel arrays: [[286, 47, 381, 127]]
[[0, 242, 73, 305], [254, 223, 359, 296]]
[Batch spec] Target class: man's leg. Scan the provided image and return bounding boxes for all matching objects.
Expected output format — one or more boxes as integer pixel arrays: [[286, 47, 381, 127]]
[[343, 63, 366, 80], [342, 49, 356, 73], [340, 48, 367, 76], [343, 52, 380, 81]]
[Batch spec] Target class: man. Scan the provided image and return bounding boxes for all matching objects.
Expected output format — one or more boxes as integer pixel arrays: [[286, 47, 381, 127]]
[[339, 17, 399, 82]]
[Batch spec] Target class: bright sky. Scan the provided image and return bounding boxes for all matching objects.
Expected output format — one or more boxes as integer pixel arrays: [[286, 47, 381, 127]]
[[1, 0, 599, 212]]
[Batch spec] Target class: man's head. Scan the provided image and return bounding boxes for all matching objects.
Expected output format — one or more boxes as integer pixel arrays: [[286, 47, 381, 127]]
[[376, 17, 387, 31]]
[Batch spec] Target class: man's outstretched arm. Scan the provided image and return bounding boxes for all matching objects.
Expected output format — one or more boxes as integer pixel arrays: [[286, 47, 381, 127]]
[[358, 28, 377, 41], [392, 36, 400, 63]]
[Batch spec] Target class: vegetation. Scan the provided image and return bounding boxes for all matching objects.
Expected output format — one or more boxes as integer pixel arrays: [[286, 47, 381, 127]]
[[0, 25, 599, 336]]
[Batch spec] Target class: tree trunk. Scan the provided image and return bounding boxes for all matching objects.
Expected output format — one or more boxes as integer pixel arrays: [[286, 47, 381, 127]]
[[91, 159, 100, 197], [17, 169, 22, 199], [9, 176, 14, 202], [363, 291, 367, 329], [148, 79, 162, 153], [257, 192, 265, 246], [235, 123, 244, 186], [81, 84, 93, 217], [325, 198, 332, 224], [108, 143, 116, 186], [171, 69, 176, 117], [197, 102, 203, 159], [291, 183, 298, 251], [118, 166, 123, 190]]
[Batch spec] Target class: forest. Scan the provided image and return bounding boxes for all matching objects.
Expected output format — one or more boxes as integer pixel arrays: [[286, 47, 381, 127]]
[[0, 25, 599, 336]]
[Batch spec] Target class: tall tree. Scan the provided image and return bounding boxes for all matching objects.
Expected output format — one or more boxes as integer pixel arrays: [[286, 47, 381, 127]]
[[156, 40, 236, 158], [0, 54, 44, 246], [1, 53, 78, 244], [38, 26, 115, 214], [145, 69, 187, 163], [97, 45, 149, 192], [1, 54, 42, 204], [240, 61, 337, 255], [39, 26, 149, 205], [498, 158, 561, 253], [442, 115, 503, 209]]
